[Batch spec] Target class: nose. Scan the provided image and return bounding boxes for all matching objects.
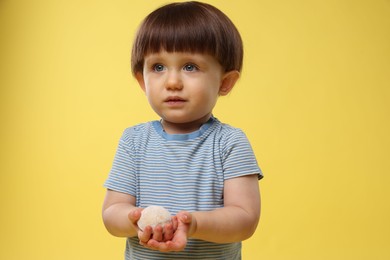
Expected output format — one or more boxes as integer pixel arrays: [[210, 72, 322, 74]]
[[165, 70, 183, 91]]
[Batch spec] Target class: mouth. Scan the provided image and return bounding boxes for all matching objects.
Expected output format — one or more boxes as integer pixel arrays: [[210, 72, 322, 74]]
[[164, 96, 187, 104]]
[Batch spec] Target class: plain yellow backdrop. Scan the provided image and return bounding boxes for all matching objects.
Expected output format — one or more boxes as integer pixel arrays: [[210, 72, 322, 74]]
[[1, 0, 389, 259]]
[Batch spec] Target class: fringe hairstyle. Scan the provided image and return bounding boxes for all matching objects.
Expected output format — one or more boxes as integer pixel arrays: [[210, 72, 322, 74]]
[[131, 1, 243, 75]]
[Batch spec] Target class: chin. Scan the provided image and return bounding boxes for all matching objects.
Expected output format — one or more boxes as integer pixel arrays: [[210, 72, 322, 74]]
[[162, 117, 191, 124], [158, 111, 211, 124]]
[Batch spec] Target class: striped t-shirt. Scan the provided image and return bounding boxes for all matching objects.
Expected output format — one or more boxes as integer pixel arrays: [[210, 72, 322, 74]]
[[104, 116, 262, 259]]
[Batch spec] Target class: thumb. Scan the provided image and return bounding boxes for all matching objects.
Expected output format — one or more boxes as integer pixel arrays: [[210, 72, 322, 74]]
[[128, 208, 142, 223], [177, 211, 192, 224], [177, 211, 197, 238]]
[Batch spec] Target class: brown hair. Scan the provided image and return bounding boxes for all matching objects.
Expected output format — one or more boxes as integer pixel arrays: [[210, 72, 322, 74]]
[[131, 1, 243, 75]]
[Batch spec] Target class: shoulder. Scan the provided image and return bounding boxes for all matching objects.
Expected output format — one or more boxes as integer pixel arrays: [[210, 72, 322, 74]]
[[122, 121, 152, 136], [119, 121, 156, 146], [214, 119, 263, 180], [212, 119, 254, 155], [214, 119, 249, 143]]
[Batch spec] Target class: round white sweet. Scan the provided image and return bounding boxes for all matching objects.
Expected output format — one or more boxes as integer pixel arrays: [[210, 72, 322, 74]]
[[137, 205, 172, 231]]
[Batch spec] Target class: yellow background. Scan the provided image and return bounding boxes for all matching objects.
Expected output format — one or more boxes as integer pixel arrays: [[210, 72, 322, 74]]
[[1, 0, 389, 259]]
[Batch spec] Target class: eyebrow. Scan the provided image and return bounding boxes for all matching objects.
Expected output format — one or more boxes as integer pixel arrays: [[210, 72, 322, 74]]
[[145, 52, 213, 64]]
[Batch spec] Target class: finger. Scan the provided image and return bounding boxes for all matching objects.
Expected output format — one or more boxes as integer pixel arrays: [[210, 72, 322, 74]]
[[145, 234, 187, 252], [128, 208, 142, 223], [163, 223, 174, 241], [177, 211, 192, 224], [171, 216, 178, 230], [152, 225, 163, 241], [146, 240, 170, 252], [138, 225, 152, 244]]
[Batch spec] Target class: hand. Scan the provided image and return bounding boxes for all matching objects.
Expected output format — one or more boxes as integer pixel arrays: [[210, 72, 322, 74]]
[[142, 211, 196, 252], [127, 207, 175, 244], [127, 207, 142, 230], [127, 208, 154, 244], [138, 216, 177, 245]]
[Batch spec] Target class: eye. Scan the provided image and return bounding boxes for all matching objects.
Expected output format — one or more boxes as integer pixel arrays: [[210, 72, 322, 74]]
[[183, 63, 198, 72], [153, 64, 165, 72]]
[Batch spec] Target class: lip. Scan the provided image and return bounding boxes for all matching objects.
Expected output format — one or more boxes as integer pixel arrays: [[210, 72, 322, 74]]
[[164, 96, 187, 104], [164, 96, 186, 101]]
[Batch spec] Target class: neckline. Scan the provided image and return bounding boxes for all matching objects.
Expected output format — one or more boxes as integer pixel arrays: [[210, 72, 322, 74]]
[[152, 116, 216, 141]]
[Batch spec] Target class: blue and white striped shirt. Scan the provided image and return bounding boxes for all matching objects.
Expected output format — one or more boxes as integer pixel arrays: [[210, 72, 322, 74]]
[[104, 116, 262, 259]]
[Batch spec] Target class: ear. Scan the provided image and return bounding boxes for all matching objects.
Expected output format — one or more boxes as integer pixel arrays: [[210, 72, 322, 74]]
[[135, 72, 146, 92], [219, 70, 240, 96]]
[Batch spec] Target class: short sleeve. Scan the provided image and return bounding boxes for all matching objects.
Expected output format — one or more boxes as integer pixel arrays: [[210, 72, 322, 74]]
[[221, 128, 263, 180], [104, 129, 137, 196]]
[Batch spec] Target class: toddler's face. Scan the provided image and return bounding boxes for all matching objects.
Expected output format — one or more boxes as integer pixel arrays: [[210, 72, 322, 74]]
[[136, 51, 232, 132]]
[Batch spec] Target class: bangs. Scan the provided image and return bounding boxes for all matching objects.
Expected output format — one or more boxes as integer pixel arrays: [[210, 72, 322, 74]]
[[131, 2, 243, 75], [139, 5, 217, 54]]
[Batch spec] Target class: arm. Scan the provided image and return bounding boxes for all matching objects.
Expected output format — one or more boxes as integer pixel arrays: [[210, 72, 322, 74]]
[[102, 189, 139, 237], [190, 174, 261, 243], [145, 174, 261, 251], [189, 175, 260, 243]]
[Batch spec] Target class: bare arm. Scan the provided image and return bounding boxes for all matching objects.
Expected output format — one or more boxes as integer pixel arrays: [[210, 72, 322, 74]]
[[190, 174, 261, 243], [102, 189, 139, 237]]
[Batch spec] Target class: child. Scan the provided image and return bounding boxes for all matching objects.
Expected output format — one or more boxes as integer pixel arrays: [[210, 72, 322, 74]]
[[102, 1, 263, 259]]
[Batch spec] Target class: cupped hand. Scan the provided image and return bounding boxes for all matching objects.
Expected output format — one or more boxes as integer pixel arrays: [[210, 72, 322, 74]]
[[143, 211, 195, 252], [138, 216, 178, 246]]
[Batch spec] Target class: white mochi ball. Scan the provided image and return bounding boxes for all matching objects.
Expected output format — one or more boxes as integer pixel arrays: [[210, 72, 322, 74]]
[[137, 205, 172, 231]]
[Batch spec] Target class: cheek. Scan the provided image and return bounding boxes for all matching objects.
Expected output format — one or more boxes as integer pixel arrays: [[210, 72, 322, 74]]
[[144, 85, 157, 103], [194, 87, 219, 107], [195, 77, 220, 95], [146, 89, 158, 105], [144, 79, 157, 95]]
